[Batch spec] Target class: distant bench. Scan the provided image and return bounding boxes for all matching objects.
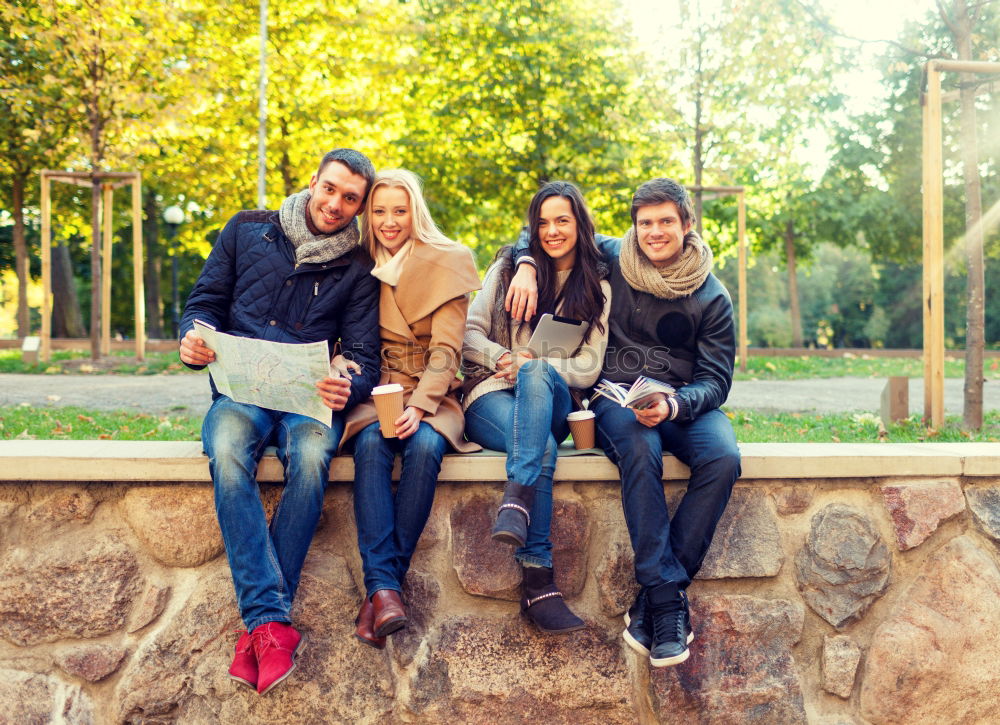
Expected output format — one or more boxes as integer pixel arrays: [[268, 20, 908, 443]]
[[1, 440, 997, 482]]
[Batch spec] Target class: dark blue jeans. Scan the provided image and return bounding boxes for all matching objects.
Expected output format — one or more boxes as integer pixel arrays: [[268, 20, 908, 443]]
[[202, 395, 344, 632], [593, 397, 740, 588], [352, 420, 447, 597], [464, 359, 573, 567]]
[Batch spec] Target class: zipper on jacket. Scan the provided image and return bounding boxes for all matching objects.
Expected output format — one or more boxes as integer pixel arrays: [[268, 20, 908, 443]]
[[314, 282, 319, 296]]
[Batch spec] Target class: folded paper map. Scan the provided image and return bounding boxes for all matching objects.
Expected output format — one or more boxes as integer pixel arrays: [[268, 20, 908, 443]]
[[193, 320, 332, 426]]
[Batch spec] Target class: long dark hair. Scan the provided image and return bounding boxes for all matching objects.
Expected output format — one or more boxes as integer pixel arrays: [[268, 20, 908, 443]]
[[523, 181, 606, 345]]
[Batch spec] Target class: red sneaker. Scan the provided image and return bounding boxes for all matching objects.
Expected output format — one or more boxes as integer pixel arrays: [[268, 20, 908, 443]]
[[250, 621, 303, 695], [228, 630, 257, 690]]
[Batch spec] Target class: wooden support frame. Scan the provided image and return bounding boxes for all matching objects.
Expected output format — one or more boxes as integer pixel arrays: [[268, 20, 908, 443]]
[[688, 185, 749, 372], [921, 59, 1000, 427], [39, 170, 145, 362]]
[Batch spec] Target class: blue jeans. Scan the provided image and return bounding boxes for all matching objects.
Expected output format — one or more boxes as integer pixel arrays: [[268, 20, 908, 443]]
[[464, 358, 573, 567], [352, 420, 447, 597], [202, 395, 344, 632], [593, 397, 740, 589]]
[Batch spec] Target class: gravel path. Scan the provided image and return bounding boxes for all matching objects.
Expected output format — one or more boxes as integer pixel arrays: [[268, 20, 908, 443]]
[[0, 373, 215, 417], [1, 373, 995, 418]]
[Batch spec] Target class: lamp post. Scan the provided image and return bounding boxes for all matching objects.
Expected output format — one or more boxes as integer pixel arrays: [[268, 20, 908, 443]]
[[163, 205, 185, 339]]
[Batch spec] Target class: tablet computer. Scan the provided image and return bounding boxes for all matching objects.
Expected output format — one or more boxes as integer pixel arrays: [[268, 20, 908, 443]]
[[525, 313, 586, 357]]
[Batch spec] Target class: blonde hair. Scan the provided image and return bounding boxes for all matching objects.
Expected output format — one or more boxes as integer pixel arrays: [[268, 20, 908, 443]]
[[361, 169, 456, 257]]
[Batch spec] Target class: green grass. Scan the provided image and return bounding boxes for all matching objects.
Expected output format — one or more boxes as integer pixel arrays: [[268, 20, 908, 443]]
[[3, 348, 999, 380], [0, 404, 201, 441], [0, 349, 193, 375], [3, 404, 997, 444], [735, 354, 1000, 381], [725, 409, 1000, 443]]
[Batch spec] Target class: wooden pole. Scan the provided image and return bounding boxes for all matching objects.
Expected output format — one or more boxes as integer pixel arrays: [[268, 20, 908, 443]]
[[132, 175, 145, 361], [257, 0, 268, 209], [101, 183, 114, 356], [737, 190, 748, 372], [921, 88, 932, 419], [40, 173, 52, 363], [931, 59, 1000, 74], [924, 63, 946, 427]]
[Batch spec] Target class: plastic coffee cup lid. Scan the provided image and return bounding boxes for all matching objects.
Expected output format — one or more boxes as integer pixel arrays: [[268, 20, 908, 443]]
[[566, 410, 595, 421], [372, 383, 404, 395]]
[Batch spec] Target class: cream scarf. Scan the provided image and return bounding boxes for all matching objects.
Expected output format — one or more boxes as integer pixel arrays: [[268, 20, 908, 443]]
[[619, 226, 713, 299], [370, 240, 414, 286], [278, 189, 360, 265]]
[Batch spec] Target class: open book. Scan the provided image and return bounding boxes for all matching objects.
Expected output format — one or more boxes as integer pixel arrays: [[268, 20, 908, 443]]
[[593, 376, 676, 409]]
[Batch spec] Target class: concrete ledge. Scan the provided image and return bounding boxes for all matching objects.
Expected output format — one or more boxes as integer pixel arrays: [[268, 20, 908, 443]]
[[1, 439, 996, 482]]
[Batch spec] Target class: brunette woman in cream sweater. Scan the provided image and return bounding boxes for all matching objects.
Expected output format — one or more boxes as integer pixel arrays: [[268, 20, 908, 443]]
[[462, 181, 611, 633]]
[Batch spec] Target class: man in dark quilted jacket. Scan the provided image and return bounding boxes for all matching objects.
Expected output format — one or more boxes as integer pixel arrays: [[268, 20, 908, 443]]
[[178, 148, 381, 695]]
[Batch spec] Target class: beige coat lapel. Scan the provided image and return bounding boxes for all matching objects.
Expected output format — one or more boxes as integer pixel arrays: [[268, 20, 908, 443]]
[[395, 241, 481, 324], [378, 281, 418, 342]]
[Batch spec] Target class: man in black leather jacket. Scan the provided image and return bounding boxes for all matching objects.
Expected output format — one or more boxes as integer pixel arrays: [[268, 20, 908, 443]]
[[506, 178, 740, 669]]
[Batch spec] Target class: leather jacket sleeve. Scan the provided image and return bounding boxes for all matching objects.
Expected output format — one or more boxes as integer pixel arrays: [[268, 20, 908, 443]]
[[674, 284, 735, 423]]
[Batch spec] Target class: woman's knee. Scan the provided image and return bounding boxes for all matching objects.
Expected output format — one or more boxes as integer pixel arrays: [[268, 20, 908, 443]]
[[542, 435, 559, 465], [354, 423, 390, 459], [516, 357, 555, 385], [406, 423, 447, 463]]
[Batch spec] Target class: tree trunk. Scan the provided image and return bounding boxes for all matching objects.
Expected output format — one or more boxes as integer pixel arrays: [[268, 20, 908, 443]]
[[51, 241, 86, 338], [89, 178, 102, 359], [143, 190, 164, 339], [785, 219, 803, 348], [693, 30, 705, 236], [12, 173, 30, 336], [280, 117, 295, 198], [953, 0, 984, 429]]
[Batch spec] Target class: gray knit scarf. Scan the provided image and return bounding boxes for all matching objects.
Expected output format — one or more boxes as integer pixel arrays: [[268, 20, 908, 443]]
[[278, 189, 360, 264], [619, 226, 713, 299]]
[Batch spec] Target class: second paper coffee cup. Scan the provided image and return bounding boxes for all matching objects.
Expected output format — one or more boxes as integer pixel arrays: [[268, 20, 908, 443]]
[[372, 383, 405, 437], [566, 410, 596, 449]]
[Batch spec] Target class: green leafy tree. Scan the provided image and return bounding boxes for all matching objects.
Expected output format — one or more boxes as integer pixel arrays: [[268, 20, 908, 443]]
[[816, 0, 1000, 425], [0, 2, 74, 336], [5, 0, 191, 357], [399, 0, 648, 264]]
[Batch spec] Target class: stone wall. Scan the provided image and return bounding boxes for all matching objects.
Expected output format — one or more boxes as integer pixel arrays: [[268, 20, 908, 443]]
[[1, 474, 999, 724]]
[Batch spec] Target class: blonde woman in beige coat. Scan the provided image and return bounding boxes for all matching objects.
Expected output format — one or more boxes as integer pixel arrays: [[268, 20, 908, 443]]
[[341, 169, 481, 649]]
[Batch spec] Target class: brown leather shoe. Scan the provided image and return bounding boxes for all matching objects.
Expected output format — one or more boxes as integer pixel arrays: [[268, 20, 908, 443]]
[[354, 597, 386, 649], [371, 589, 407, 638]]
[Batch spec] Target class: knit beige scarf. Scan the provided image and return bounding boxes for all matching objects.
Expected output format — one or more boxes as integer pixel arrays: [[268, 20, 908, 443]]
[[619, 226, 713, 300]]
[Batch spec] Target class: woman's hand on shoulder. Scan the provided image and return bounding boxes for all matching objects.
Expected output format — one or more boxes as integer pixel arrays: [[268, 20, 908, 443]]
[[396, 406, 425, 439], [330, 353, 361, 379]]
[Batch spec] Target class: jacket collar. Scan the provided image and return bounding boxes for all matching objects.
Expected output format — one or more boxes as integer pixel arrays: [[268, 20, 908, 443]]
[[378, 240, 480, 340]]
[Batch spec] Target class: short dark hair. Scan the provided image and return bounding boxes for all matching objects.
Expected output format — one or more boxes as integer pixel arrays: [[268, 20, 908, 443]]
[[630, 177, 695, 229], [317, 148, 376, 203]]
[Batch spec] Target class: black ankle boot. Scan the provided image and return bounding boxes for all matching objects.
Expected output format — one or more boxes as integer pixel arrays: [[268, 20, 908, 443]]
[[492, 481, 535, 547], [519, 564, 585, 634]]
